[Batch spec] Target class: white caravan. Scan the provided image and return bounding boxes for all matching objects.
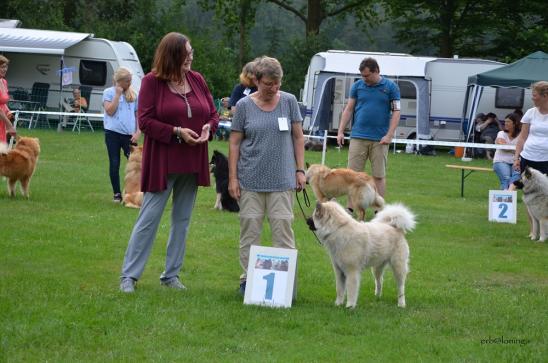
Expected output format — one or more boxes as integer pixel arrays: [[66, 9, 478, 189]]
[[301, 50, 531, 141], [0, 27, 144, 114]]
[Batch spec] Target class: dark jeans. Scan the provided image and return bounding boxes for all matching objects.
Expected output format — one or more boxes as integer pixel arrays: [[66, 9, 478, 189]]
[[105, 129, 132, 195]]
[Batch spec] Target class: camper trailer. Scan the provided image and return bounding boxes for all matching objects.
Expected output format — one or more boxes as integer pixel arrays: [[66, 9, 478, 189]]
[[302, 50, 531, 141], [0, 27, 144, 115]]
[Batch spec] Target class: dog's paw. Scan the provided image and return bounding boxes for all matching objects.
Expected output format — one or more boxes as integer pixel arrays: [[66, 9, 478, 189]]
[[345, 303, 356, 309], [529, 233, 538, 240], [335, 299, 344, 307]]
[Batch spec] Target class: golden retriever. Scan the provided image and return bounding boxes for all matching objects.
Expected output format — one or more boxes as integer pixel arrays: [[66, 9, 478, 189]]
[[305, 163, 384, 220], [123, 145, 143, 208], [0, 136, 41, 198]]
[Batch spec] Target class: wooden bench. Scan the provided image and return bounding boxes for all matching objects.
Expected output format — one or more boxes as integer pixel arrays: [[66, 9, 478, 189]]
[[446, 164, 493, 197]]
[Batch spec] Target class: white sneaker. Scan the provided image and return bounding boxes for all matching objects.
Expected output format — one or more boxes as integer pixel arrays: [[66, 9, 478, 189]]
[[120, 278, 135, 293], [161, 277, 186, 290]]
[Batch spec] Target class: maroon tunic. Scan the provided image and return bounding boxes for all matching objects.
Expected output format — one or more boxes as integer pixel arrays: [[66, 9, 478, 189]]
[[139, 71, 219, 192]]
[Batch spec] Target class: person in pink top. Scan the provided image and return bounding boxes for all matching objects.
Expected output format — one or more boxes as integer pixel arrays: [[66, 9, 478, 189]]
[[119, 33, 219, 293], [0, 55, 16, 143]]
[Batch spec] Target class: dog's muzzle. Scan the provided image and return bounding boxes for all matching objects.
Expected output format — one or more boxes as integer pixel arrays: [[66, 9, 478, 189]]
[[306, 217, 317, 231]]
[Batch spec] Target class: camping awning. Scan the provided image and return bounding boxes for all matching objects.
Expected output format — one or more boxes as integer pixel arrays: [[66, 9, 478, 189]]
[[0, 28, 93, 55], [467, 51, 548, 88], [318, 51, 436, 77]]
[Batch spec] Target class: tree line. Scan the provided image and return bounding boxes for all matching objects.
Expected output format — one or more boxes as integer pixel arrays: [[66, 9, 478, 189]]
[[4, 0, 546, 98]]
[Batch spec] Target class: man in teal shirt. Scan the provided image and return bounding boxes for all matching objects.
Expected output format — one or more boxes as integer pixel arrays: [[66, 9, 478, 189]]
[[337, 57, 400, 209]]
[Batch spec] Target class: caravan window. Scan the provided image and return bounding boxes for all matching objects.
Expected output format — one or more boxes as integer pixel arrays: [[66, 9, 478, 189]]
[[395, 80, 416, 99], [495, 88, 524, 109], [80, 60, 107, 86]]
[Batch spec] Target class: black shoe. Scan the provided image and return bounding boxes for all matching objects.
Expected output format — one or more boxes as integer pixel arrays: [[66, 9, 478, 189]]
[[238, 281, 246, 296], [113, 193, 123, 203]]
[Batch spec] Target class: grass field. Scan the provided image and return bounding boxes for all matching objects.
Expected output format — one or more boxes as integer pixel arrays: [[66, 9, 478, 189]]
[[1, 130, 546, 362]]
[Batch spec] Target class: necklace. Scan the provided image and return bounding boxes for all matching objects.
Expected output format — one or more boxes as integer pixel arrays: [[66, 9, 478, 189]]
[[170, 80, 192, 118]]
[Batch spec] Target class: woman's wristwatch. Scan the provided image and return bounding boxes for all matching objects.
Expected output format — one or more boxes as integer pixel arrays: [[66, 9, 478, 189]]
[[296, 169, 305, 175]]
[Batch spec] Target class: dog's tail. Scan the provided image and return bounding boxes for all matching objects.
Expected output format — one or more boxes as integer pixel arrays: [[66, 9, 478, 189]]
[[360, 184, 385, 211], [372, 191, 385, 210], [0, 142, 8, 155], [372, 203, 416, 233]]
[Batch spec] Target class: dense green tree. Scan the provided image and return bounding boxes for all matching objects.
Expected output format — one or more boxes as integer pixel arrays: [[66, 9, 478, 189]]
[[383, 0, 495, 58], [383, 0, 547, 60], [198, 0, 259, 68], [486, 0, 548, 61], [4, 0, 68, 30], [265, 0, 376, 37]]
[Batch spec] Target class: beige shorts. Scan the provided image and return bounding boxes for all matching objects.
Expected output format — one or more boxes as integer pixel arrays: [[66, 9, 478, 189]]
[[239, 190, 296, 281], [347, 138, 388, 178]]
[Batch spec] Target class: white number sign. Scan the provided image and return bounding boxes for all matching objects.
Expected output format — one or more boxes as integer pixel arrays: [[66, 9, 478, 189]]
[[244, 246, 297, 308], [488, 190, 517, 224]]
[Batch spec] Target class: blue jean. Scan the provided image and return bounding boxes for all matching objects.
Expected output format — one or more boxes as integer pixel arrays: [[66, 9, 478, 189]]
[[493, 162, 520, 189], [104, 129, 131, 195]]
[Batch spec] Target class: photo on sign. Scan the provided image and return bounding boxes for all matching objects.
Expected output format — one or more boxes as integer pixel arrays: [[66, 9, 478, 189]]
[[254, 255, 289, 272], [491, 194, 513, 203]]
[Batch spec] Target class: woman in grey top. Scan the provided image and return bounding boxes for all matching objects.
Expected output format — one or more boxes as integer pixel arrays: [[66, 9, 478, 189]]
[[228, 56, 306, 296]]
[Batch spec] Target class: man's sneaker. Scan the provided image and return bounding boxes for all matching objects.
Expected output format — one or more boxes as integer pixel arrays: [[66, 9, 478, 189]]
[[238, 281, 246, 296], [120, 278, 135, 293], [113, 193, 123, 203], [161, 277, 187, 290]]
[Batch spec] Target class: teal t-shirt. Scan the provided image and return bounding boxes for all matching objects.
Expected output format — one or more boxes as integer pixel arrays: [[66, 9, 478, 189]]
[[350, 77, 400, 141]]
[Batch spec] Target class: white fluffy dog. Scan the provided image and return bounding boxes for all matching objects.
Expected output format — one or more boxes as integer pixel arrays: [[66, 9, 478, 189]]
[[309, 200, 416, 308]]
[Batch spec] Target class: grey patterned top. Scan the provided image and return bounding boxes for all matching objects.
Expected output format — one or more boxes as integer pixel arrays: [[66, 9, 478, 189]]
[[232, 91, 303, 192]]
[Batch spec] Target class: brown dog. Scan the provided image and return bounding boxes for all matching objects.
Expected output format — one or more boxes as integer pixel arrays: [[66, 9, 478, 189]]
[[0, 136, 41, 198], [305, 163, 384, 220], [123, 145, 143, 208]]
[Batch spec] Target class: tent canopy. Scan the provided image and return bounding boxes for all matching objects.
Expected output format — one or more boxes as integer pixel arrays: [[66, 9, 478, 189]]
[[0, 28, 92, 55], [467, 51, 548, 88], [317, 50, 436, 77], [463, 51, 548, 142]]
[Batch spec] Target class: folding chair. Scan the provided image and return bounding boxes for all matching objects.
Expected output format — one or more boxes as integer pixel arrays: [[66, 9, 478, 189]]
[[72, 108, 94, 133], [29, 82, 50, 128], [72, 86, 94, 133], [8, 88, 34, 127]]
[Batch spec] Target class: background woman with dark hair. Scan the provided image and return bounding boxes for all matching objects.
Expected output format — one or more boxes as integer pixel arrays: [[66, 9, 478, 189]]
[[119, 32, 219, 293], [492, 113, 521, 189]]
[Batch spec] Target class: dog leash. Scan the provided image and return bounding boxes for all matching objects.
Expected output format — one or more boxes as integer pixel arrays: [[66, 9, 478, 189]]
[[295, 189, 323, 246]]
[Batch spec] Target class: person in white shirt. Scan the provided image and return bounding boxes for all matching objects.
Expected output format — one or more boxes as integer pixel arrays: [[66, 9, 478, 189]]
[[513, 81, 548, 176], [493, 113, 521, 189]]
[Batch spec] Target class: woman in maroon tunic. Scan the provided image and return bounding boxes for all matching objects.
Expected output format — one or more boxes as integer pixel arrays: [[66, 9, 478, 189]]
[[120, 33, 219, 293]]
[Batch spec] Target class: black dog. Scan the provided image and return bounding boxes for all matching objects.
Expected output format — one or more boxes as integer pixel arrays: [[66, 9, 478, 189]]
[[210, 150, 239, 212]]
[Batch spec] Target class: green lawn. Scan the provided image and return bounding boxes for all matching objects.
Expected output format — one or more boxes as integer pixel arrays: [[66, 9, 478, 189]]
[[1, 130, 546, 362]]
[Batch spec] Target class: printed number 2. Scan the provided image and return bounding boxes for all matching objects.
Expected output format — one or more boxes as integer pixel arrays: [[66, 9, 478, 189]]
[[498, 203, 508, 219], [262, 272, 275, 300]]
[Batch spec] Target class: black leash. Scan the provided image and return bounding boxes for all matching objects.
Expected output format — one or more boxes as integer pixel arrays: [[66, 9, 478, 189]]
[[295, 189, 323, 246]]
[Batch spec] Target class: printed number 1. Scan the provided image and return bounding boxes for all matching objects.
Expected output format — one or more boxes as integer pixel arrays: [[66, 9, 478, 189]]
[[498, 203, 508, 219], [262, 272, 275, 300]]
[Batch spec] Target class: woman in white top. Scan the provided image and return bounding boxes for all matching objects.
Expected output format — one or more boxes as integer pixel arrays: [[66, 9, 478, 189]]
[[513, 81, 548, 176], [493, 113, 521, 189]]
